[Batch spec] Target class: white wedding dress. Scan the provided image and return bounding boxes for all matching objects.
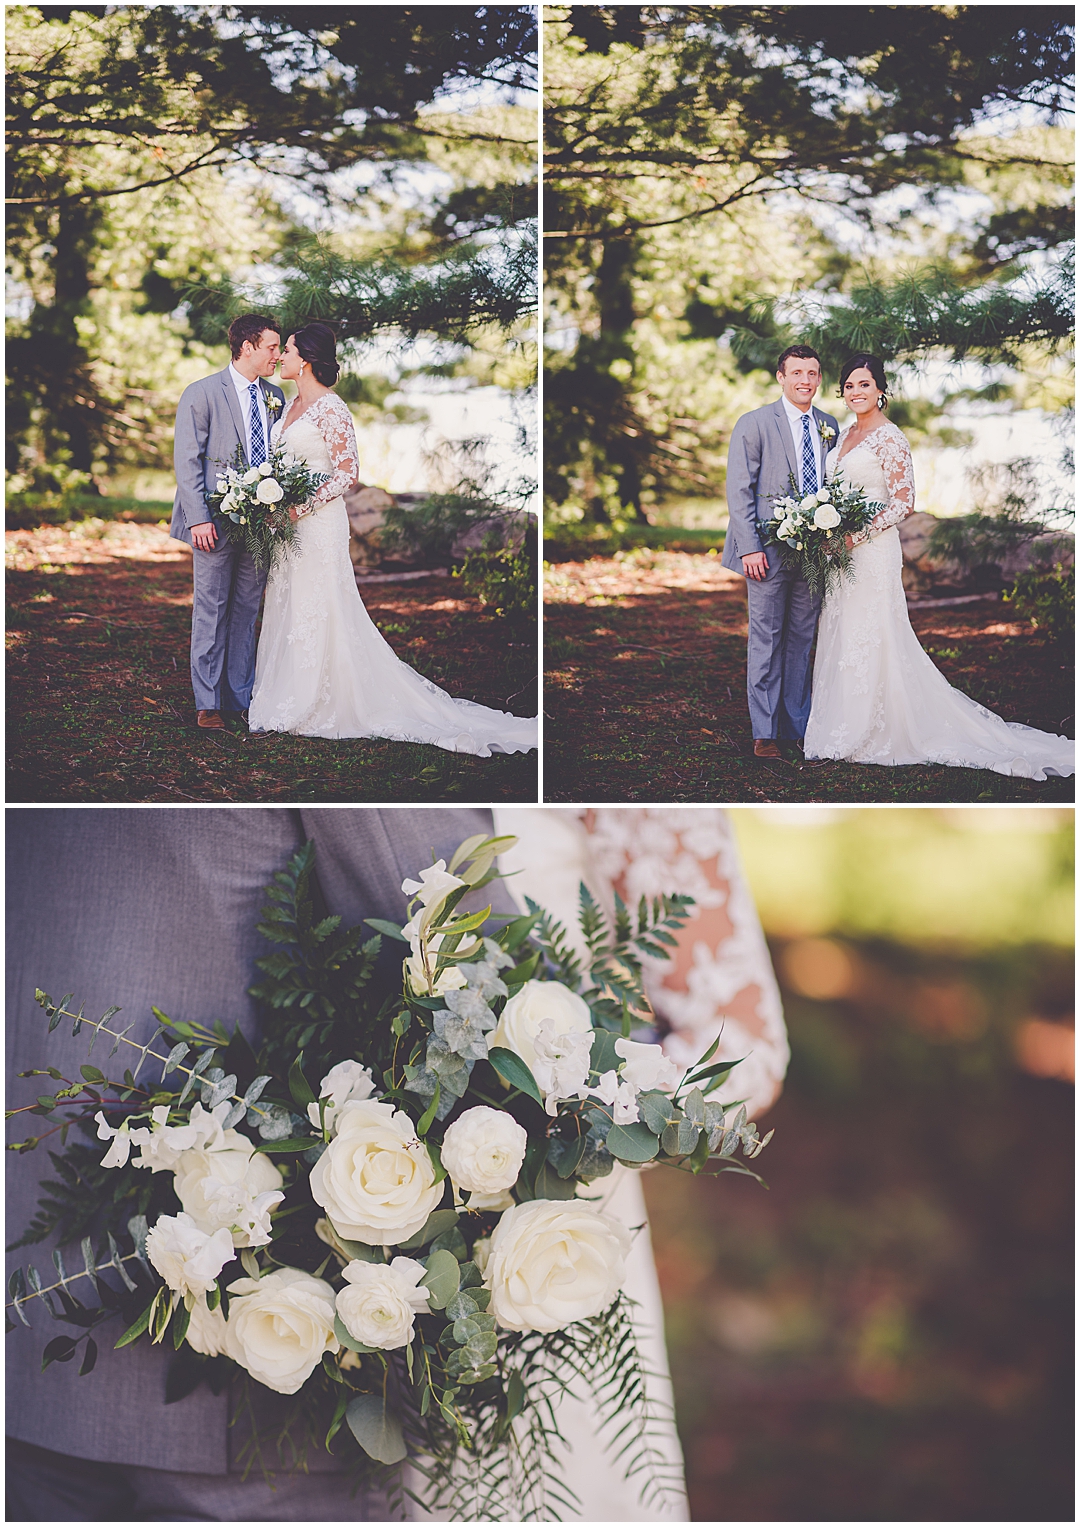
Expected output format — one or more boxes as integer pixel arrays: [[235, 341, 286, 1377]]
[[444, 807, 787, 1525], [248, 394, 537, 754], [804, 420, 1074, 778]]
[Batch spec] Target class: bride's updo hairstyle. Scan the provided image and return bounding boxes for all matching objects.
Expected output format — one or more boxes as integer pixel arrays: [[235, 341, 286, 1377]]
[[291, 322, 340, 387], [838, 353, 889, 410]]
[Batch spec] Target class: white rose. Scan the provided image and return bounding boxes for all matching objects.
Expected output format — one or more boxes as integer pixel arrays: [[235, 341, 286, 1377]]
[[145, 1212, 235, 1298], [440, 1106, 528, 1195], [335, 1257, 430, 1350], [489, 980, 593, 1075], [614, 1037, 682, 1094], [799, 494, 819, 513], [815, 487, 832, 502], [308, 1099, 445, 1246], [485, 1200, 631, 1333], [813, 504, 841, 530], [254, 477, 284, 504], [224, 1268, 338, 1395], [257, 461, 273, 476], [307, 1059, 376, 1133], [185, 1295, 229, 1356], [242, 467, 262, 485], [172, 1130, 284, 1247]]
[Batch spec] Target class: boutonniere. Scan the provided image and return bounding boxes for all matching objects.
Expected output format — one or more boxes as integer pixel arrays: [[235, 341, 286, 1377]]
[[818, 420, 836, 445], [264, 391, 283, 415]]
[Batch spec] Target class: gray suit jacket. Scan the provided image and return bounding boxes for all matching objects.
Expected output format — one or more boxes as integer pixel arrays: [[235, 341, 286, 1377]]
[[170, 369, 286, 546], [721, 399, 840, 571], [6, 808, 512, 1472]]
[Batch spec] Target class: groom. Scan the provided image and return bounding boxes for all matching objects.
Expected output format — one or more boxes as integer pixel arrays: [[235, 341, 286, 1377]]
[[721, 345, 839, 760], [171, 313, 285, 730]]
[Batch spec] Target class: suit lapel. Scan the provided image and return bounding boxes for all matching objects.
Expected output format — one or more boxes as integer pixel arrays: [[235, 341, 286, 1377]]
[[772, 399, 798, 479], [220, 369, 248, 465]]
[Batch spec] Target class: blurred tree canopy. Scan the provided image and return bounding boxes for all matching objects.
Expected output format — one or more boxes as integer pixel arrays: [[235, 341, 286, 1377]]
[[6, 4, 537, 483], [543, 4, 1074, 522]]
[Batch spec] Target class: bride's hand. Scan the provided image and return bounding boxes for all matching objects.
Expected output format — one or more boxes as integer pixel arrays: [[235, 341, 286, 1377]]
[[289, 505, 300, 523], [844, 534, 854, 550]]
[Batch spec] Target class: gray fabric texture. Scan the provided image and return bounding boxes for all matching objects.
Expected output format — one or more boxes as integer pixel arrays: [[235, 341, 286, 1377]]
[[6, 1438, 393, 1521], [6, 807, 508, 1476], [720, 398, 839, 567]]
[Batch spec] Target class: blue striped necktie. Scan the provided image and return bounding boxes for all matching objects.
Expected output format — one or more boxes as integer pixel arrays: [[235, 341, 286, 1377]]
[[801, 413, 818, 494], [248, 383, 266, 467]]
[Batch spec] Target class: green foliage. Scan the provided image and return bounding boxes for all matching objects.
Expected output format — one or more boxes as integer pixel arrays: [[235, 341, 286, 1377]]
[[1004, 563, 1075, 645], [6, 494, 172, 531], [380, 494, 516, 564], [453, 540, 536, 621]]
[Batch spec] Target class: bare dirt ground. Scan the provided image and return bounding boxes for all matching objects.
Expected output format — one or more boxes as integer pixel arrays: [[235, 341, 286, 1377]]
[[543, 551, 1073, 803]]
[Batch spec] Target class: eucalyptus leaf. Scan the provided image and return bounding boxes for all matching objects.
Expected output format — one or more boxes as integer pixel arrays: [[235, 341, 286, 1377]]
[[397, 1209, 459, 1252], [421, 1249, 461, 1309], [345, 1394, 407, 1465], [606, 1121, 661, 1163]]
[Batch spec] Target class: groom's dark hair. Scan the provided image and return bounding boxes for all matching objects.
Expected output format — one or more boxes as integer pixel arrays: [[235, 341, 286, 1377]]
[[228, 313, 280, 358], [777, 344, 822, 374]]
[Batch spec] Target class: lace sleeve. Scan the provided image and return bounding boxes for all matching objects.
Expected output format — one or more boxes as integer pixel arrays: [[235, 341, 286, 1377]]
[[585, 809, 788, 1119], [298, 394, 359, 515], [851, 421, 915, 546]]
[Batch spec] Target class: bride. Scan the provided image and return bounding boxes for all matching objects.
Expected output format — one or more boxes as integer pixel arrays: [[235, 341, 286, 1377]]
[[804, 354, 1074, 779], [248, 323, 537, 756]]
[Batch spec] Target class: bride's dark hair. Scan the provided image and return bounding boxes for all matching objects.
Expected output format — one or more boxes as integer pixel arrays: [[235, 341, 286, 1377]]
[[837, 353, 889, 409], [291, 322, 340, 387]]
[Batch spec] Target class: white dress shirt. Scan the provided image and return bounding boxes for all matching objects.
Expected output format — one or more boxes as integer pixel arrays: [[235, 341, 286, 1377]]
[[781, 394, 825, 491], [228, 363, 270, 463]]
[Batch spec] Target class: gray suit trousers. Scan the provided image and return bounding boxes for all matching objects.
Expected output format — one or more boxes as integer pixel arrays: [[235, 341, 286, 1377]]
[[745, 553, 822, 740], [190, 537, 267, 712]]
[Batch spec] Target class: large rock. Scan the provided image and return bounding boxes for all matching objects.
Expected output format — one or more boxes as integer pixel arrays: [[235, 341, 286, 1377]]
[[898, 511, 1073, 594], [344, 483, 529, 571]]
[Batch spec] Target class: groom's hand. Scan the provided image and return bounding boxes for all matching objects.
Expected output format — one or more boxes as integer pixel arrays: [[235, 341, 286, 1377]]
[[190, 521, 217, 552], [742, 551, 769, 582]]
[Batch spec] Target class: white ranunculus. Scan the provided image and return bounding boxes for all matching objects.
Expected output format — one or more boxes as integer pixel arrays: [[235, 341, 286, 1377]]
[[531, 1021, 594, 1116], [614, 1037, 682, 1094], [254, 477, 283, 504], [813, 504, 841, 530], [335, 1257, 430, 1350], [307, 1059, 376, 1134], [172, 1130, 284, 1247], [485, 1200, 631, 1333], [488, 980, 593, 1076], [440, 1106, 528, 1195], [308, 1099, 445, 1246], [242, 467, 262, 485], [146, 1212, 235, 1297], [185, 1296, 229, 1356], [401, 859, 466, 908], [224, 1268, 338, 1395]]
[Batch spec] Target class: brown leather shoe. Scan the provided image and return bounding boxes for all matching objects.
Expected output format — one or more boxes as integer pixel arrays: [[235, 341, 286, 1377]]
[[196, 709, 225, 729], [753, 738, 784, 759]]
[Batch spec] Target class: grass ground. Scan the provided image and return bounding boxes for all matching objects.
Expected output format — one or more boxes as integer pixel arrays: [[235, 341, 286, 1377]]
[[543, 551, 1074, 803], [6, 521, 537, 803]]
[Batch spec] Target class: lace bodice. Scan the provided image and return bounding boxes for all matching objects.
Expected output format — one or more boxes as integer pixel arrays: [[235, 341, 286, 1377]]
[[828, 418, 915, 546], [493, 808, 788, 1119], [271, 392, 358, 513]]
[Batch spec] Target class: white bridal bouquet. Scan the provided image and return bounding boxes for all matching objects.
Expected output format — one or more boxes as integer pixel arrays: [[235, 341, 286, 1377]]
[[762, 471, 885, 598], [206, 442, 328, 570], [8, 834, 771, 1518]]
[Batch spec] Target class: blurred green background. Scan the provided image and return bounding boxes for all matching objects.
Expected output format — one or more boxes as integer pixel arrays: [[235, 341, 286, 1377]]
[[643, 807, 1073, 1523]]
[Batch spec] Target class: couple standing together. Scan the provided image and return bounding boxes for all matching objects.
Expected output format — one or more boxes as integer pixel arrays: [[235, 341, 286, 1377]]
[[171, 314, 536, 757], [722, 345, 1073, 781]]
